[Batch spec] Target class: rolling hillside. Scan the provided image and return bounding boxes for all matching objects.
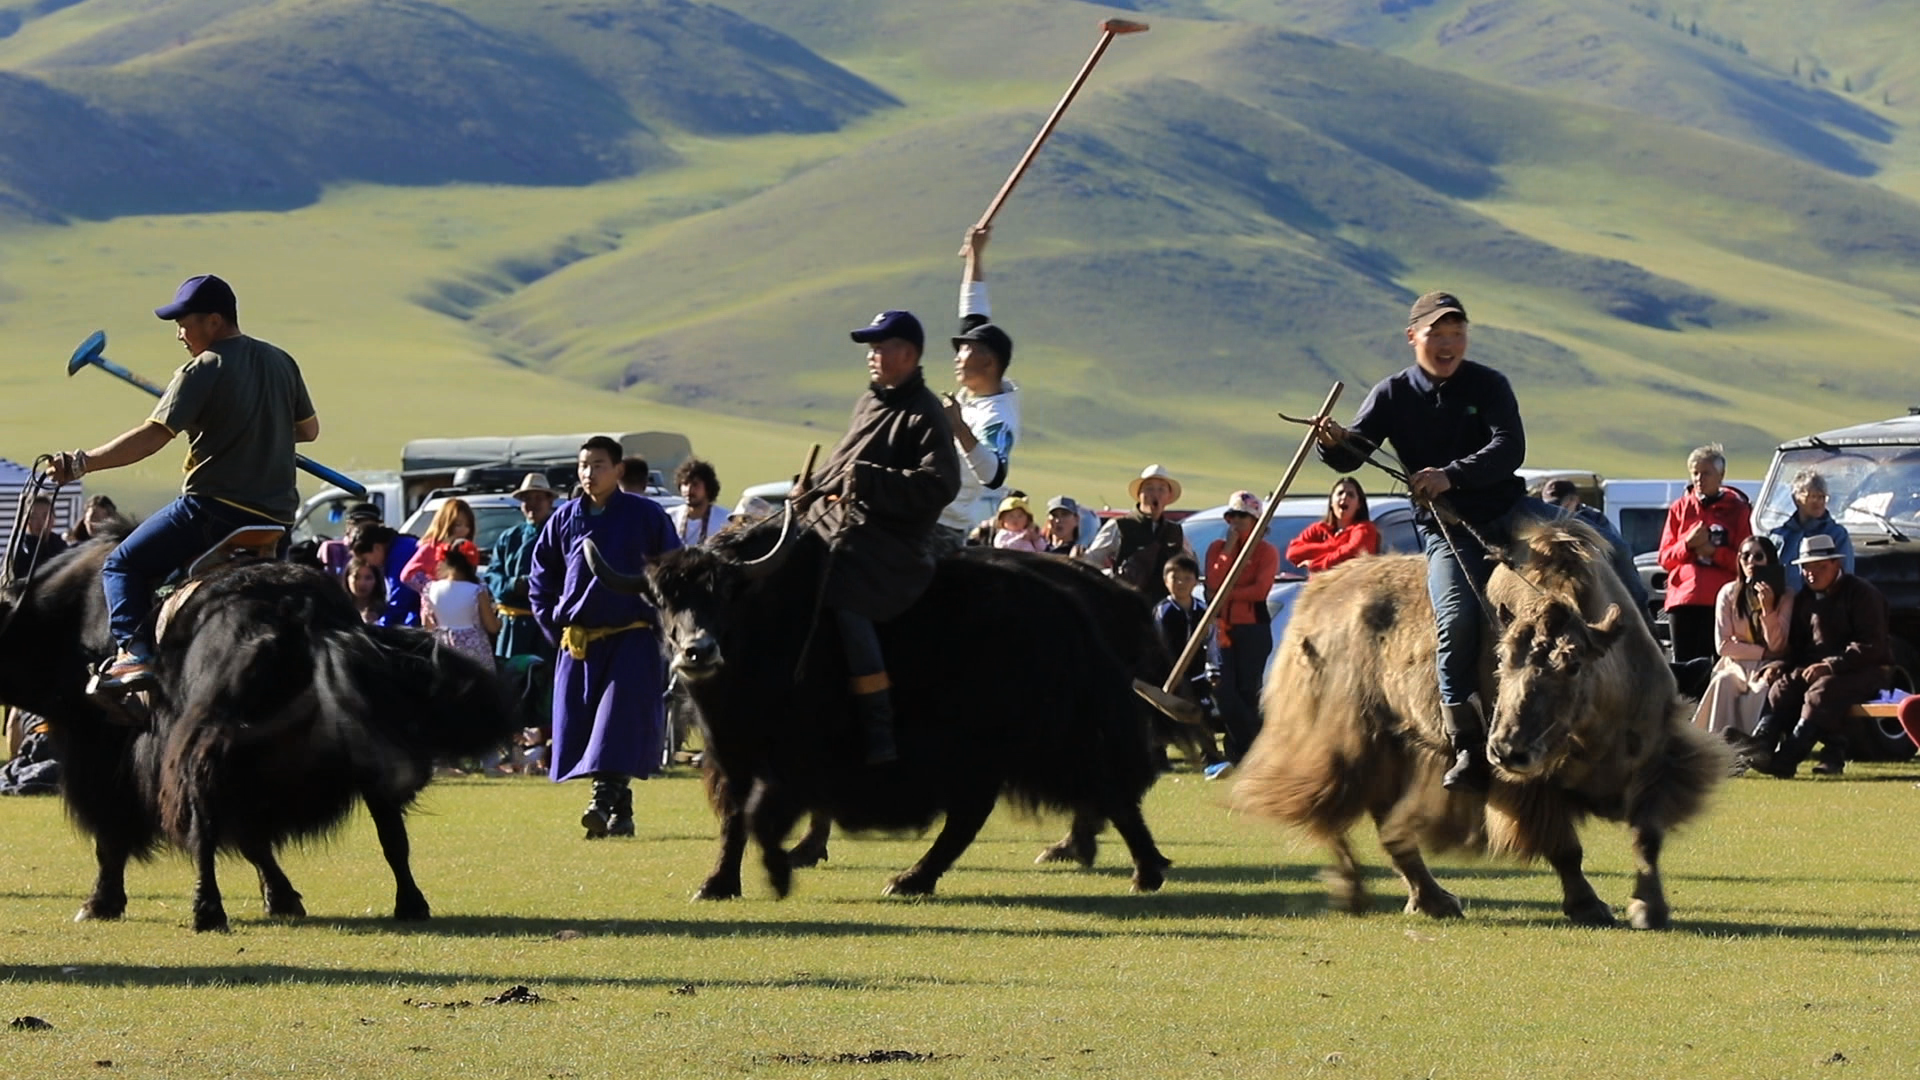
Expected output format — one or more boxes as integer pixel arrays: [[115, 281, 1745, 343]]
[[2, 0, 1919, 515]]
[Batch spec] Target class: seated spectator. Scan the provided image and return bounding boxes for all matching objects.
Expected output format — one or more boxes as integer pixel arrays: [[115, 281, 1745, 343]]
[[1042, 495, 1083, 556], [1658, 443, 1751, 665], [1204, 490, 1280, 777], [1740, 535, 1890, 778], [319, 502, 382, 576], [1286, 478, 1380, 573], [729, 494, 775, 529], [619, 456, 651, 495], [1769, 469, 1854, 592], [63, 494, 126, 544], [422, 543, 499, 664], [668, 458, 729, 544], [8, 495, 66, 579], [343, 556, 389, 624], [400, 498, 476, 592], [992, 496, 1047, 552], [1543, 477, 1651, 629], [1081, 465, 1191, 600], [1692, 536, 1791, 737], [350, 524, 421, 627]]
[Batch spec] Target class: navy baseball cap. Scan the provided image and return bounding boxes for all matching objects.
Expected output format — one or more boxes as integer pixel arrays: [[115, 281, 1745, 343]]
[[155, 274, 238, 320], [850, 310, 924, 351], [952, 322, 1014, 367]]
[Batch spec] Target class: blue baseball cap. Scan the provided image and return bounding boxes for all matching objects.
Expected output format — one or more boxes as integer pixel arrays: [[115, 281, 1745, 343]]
[[155, 274, 238, 320], [849, 310, 924, 352]]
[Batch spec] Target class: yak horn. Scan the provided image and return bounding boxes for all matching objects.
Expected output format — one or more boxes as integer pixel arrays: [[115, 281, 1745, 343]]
[[739, 498, 798, 582], [582, 539, 649, 595]]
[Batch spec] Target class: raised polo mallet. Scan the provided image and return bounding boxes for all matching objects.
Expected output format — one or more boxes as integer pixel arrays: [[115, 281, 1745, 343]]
[[65, 330, 367, 497], [967, 18, 1148, 237]]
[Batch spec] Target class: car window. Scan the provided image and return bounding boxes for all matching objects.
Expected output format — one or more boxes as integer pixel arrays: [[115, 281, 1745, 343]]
[[1378, 511, 1422, 555], [1618, 508, 1667, 557], [1758, 446, 1920, 537]]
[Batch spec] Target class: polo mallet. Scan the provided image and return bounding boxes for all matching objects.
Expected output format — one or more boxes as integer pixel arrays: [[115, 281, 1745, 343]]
[[65, 330, 367, 497], [968, 18, 1149, 237], [1138, 382, 1346, 726]]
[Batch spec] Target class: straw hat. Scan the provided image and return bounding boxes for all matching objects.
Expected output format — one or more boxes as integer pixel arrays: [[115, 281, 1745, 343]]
[[510, 473, 562, 501], [1127, 464, 1183, 504]]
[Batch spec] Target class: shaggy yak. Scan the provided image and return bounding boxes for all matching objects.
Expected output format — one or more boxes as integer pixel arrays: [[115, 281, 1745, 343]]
[[584, 516, 1171, 899], [0, 542, 514, 932], [781, 546, 1203, 872], [1233, 520, 1727, 929]]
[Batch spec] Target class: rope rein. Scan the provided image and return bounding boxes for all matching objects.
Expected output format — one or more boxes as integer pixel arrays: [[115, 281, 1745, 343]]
[[0, 456, 65, 638]]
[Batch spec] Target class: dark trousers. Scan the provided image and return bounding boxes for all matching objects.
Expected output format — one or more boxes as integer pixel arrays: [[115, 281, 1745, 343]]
[[1216, 621, 1273, 763], [833, 608, 885, 678], [1667, 604, 1717, 665], [101, 494, 283, 652], [1765, 666, 1885, 760]]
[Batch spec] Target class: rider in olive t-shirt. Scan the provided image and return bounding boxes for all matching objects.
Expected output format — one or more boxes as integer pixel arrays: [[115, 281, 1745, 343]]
[[47, 274, 319, 693]]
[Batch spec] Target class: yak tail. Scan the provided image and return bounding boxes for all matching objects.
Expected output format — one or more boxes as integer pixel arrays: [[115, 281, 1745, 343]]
[[156, 713, 236, 845], [324, 625, 521, 763], [1628, 698, 1732, 833]]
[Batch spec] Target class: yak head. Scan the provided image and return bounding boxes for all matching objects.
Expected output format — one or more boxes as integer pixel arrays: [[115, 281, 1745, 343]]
[[1486, 597, 1625, 780], [582, 506, 797, 682]]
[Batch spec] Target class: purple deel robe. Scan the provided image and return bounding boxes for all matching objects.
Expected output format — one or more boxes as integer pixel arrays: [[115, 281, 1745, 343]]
[[528, 491, 681, 782]]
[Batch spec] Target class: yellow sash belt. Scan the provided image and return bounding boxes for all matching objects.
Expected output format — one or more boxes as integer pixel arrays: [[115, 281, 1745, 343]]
[[559, 620, 651, 661], [496, 604, 534, 618]]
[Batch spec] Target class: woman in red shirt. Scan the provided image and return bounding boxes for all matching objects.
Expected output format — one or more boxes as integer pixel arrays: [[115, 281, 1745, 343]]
[[1205, 490, 1281, 774], [1286, 478, 1381, 573]]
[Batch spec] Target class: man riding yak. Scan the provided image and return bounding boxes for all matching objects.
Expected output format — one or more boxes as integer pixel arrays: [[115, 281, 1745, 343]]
[[797, 309, 963, 766], [48, 274, 319, 695]]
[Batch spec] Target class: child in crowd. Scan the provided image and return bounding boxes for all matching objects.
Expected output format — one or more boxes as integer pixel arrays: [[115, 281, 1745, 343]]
[[1155, 554, 1214, 717], [992, 496, 1048, 553], [343, 556, 388, 624], [422, 543, 499, 664]]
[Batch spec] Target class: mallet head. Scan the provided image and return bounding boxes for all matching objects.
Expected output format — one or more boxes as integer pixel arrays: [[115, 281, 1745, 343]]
[[1100, 18, 1149, 34], [67, 330, 107, 377]]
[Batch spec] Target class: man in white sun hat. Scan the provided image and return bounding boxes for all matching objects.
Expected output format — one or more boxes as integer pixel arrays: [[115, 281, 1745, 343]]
[[1081, 464, 1192, 601]]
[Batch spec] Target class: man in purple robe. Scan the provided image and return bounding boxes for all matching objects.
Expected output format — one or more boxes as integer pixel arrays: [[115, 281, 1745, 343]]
[[529, 436, 682, 838]]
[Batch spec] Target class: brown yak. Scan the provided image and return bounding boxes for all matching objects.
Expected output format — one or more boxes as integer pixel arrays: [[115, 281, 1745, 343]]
[[1233, 519, 1727, 929]]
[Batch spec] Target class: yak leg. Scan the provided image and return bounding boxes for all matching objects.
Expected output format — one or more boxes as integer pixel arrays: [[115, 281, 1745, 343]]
[[1035, 807, 1102, 867], [1374, 801, 1462, 920], [697, 785, 748, 901], [1322, 833, 1371, 915], [884, 786, 998, 897], [1103, 799, 1170, 894], [1625, 824, 1669, 930], [366, 797, 430, 921], [76, 836, 131, 922], [787, 811, 832, 869], [746, 781, 803, 900], [1546, 836, 1616, 928], [239, 837, 306, 918], [186, 799, 230, 933]]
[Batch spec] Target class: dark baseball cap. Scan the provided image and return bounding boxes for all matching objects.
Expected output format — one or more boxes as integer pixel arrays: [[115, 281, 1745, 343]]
[[850, 310, 924, 351], [155, 274, 238, 320], [1408, 291, 1467, 329], [952, 322, 1014, 367], [1542, 478, 1578, 502]]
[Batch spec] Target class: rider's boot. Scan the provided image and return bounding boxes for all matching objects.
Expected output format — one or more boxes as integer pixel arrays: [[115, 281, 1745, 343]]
[[88, 643, 158, 700], [850, 674, 899, 766], [1440, 700, 1492, 793], [581, 775, 624, 839]]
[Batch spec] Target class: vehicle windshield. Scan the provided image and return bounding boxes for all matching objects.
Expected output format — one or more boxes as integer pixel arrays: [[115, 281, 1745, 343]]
[[1182, 512, 1324, 579], [1758, 446, 1920, 536]]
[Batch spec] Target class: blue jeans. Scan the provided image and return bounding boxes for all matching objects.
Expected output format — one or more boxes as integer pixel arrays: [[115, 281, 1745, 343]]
[[102, 495, 283, 653], [1421, 497, 1554, 707]]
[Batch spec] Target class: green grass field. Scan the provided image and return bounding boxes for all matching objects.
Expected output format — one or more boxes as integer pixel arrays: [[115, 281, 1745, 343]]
[[1, 766, 1916, 1078]]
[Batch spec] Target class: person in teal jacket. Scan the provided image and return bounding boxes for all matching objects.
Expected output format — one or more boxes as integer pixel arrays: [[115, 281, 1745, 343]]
[[484, 473, 561, 662]]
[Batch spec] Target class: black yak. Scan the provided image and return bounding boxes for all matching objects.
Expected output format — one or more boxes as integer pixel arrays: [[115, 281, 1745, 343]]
[[0, 542, 515, 932], [584, 515, 1170, 899]]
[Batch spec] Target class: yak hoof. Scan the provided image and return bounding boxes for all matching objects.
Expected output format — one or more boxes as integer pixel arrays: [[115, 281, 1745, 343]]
[[1322, 870, 1370, 915], [1034, 838, 1095, 868], [1627, 899, 1669, 931], [1564, 897, 1617, 927], [882, 873, 937, 897], [75, 900, 126, 923], [394, 899, 432, 922], [694, 877, 742, 901], [1408, 889, 1464, 920], [1130, 865, 1165, 894], [193, 910, 232, 934], [266, 896, 308, 919], [766, 865, 793, 900], [786, 841, 829, 869]]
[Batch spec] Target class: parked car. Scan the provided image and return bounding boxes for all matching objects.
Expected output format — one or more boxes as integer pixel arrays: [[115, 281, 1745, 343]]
[[1751, 413, 1920, 760]]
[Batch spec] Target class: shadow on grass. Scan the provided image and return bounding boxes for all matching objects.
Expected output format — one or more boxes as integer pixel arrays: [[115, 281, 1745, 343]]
[[0, 962, 1019, 992], [268, 912, 1254, 942]]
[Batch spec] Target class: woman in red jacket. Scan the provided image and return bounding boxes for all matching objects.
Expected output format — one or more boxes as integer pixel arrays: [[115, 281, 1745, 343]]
[[1286, 478, 1381, 573], [1658, 444, 1752, 665], [1205, 490, 1281, 776]]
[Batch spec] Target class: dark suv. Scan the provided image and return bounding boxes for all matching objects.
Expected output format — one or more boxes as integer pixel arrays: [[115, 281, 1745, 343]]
[[1752, 414, 1920, 760]]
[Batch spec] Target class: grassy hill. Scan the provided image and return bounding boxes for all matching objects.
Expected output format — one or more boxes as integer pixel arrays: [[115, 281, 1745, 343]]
[[3, 0, 1920, 516]]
